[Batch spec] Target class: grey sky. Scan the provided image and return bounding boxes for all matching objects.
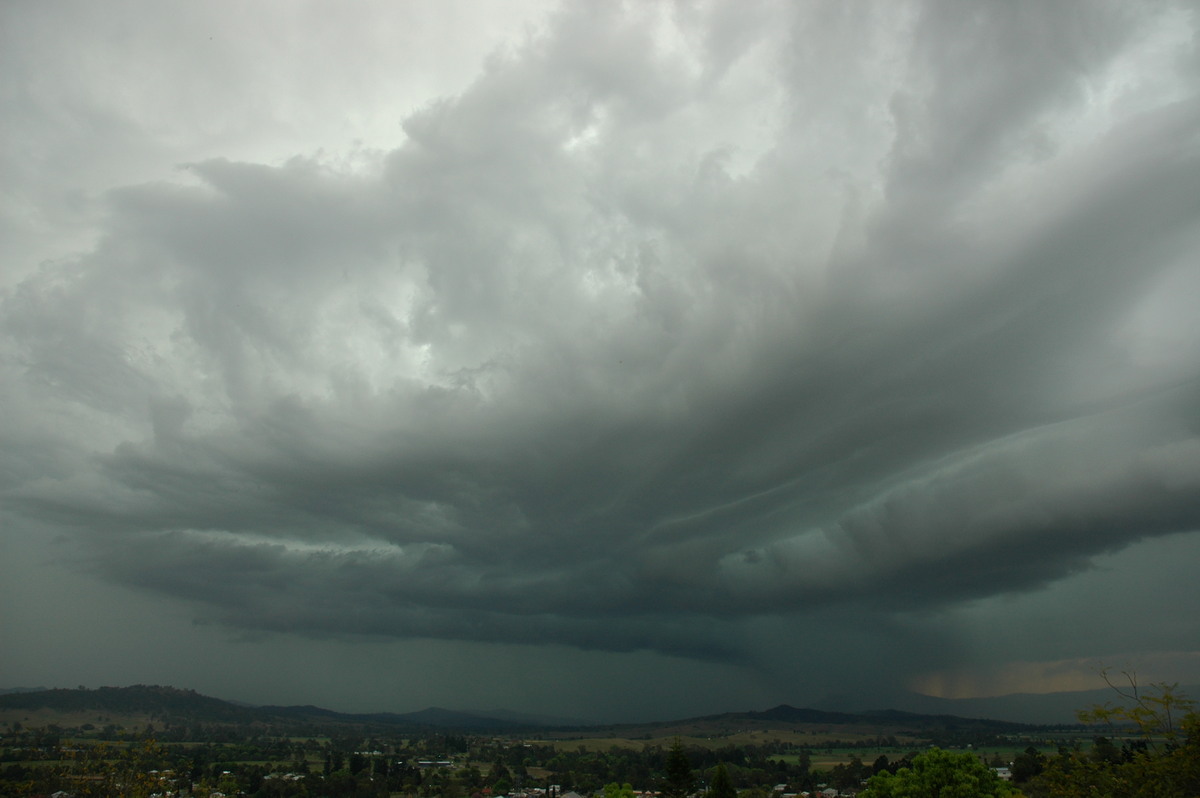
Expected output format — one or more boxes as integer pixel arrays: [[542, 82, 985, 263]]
[[2, 0, 1199, 722]]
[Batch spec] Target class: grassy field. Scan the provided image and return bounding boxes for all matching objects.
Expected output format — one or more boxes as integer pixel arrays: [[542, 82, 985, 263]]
[[0, 708, 158, 729], [532, 727, 927, 752]]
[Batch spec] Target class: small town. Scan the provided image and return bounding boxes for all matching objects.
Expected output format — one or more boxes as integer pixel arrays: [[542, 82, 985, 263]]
[[1, 684, 1196, 798], [4, 3, 1199, 798]]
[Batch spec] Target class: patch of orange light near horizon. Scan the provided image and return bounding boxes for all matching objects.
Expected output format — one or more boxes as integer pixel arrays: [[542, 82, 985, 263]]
[[910, 651, 1200, 700]]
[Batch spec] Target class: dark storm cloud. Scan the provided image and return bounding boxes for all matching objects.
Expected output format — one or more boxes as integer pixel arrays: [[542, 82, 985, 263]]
[[3, 0, 1199, 692]]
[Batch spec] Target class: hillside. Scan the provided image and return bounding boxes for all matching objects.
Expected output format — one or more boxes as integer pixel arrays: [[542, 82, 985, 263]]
[[0, 685, 260, 726], [570, 702, 1040, 744], [0, 685, 540, 733]]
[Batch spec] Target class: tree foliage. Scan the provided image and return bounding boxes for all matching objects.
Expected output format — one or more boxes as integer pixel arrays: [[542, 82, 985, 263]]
[[1026, 674, 1200, 798], [861, 748, 1018, 798], [605, 781, 637, 798], [662, 738, 697, 798], [708, 762, 736, 798], [1076, 669, 1195, 747]]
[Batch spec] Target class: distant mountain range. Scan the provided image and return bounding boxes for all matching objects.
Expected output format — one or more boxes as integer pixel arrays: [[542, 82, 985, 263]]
[[627, 702, 1039, 736], [0, 686, 550, 732], [0, 684, 1038, 734], [3, 682, 1191, 732]]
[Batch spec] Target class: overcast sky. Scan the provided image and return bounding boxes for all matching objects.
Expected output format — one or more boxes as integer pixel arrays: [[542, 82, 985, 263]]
[[2, 0, 1200, 723]]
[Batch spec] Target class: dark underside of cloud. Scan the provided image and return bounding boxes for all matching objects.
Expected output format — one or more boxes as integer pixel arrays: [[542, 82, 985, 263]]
[[3, 1, 1200, 683]]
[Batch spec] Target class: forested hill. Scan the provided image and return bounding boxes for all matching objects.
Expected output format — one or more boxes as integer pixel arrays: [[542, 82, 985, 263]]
[[752, 704, 1034, 731], [0, 685, 540, 732], [0, 685, 263, 725], [0, 686, 1043, 736], [589, 703, 1040, 739]]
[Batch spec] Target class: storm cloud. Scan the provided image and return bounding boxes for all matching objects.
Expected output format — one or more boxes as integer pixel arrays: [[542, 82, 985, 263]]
[[2, 0, 1199, 718]]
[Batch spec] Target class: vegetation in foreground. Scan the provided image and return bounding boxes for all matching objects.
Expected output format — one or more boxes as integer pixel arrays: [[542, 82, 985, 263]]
[[860, 674, 1199, 798]]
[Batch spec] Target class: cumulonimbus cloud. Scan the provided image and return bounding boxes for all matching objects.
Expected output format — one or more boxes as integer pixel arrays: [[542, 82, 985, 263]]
[[2, 0, 1199, 669]]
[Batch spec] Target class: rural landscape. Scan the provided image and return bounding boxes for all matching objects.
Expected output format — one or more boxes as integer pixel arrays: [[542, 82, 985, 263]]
[[5, 1, 1200, 797], [2, 681, 1196, 797]]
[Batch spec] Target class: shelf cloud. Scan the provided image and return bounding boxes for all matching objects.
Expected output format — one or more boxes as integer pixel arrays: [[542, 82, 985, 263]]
[[3, 0, 1199, 719]]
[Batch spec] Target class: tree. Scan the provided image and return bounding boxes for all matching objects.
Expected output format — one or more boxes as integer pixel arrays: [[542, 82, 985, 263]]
[[489, 758, 513, 789], [1028, 676, 1200, 798], [605, 781, 637, 798], [1076, 670, 1196, 748], [861, 748, 1018, 798], [662, 738, 697, 798], [460, 763, 483, 789], [1010, 747, 1044, 784], [1089, 736, 1121, 765], [708, 763, 736, 798], [831, 755, 868, 790]]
